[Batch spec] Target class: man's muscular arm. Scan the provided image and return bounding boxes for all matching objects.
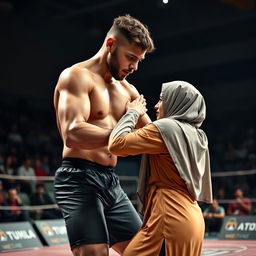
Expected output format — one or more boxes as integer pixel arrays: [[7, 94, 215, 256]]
[[56, 68, 111, 149]]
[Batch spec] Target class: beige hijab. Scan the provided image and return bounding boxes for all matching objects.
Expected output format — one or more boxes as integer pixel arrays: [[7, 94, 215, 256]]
[[138, 81, 212, 209]]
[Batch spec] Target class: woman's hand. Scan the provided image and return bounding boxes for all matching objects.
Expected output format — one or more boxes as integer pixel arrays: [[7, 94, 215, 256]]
[[126, 95, 148, 116]]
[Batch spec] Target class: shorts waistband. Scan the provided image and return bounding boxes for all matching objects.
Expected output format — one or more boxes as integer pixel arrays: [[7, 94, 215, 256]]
[[61, 157, 115, 172]]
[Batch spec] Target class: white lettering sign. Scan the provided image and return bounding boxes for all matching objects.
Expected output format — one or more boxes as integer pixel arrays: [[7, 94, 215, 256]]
[[6, 230, 36, 240], [237, 222, 256, 231]]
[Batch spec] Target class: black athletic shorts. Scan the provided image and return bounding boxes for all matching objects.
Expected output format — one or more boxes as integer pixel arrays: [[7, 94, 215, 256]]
[[54, 157, 142, 249]]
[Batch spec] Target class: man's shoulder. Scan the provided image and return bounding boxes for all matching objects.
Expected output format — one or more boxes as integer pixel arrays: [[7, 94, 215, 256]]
[[120, 80, 139, 98], [57, 66, 95, 92], [121, 79, 134, 88], [61, 66, 94, 82]]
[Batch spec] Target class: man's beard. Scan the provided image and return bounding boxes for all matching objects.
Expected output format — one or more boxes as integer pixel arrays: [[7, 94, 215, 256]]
[[109, 63, 121, 80], [107, 50, 123, 81]]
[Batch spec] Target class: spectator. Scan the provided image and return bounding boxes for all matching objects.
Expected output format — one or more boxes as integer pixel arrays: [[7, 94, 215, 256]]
[[203, 199, 225, 235], [41, 155, 51, 175], [215, 187, 228, 212], [7, 124, 23, 145], [0, 155, 18, 191], [215, 187, 226, 200], [34, 158, 47, 176], [0, 180, 7, 204], [30, 183, 62, 219], [227, 188, 252, 215], [1, 155, 16, 176], [17, 157, 35, 194], [1, 188, 30, 222]]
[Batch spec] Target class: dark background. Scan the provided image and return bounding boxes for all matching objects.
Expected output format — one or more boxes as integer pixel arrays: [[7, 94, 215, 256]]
[[1, 0, 256, 172]]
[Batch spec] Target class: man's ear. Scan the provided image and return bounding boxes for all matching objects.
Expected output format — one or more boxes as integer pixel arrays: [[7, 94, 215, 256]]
[[106, 38, 116, 52]]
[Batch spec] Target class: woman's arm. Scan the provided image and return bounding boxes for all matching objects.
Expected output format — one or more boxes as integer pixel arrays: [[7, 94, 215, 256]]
[[108, 109, 168, 156]]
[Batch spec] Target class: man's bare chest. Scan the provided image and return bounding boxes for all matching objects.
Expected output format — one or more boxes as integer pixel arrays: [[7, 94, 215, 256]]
[[89, 84, 131, 121]]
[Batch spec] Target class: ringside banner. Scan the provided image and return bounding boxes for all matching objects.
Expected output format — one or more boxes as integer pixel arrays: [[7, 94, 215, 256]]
[[0, 221, 42, 252], [34, 219, 68, 246], [218, 216, 256, 240]]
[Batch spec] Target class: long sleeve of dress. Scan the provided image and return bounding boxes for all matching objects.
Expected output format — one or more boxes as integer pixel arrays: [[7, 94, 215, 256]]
[[108, 109, 168, 156]]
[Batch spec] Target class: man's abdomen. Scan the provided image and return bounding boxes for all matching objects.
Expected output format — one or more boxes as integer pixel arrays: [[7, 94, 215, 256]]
[[63, 146, 118, 167]]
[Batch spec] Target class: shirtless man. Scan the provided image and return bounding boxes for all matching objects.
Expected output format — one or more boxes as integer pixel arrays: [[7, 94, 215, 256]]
[[53, 15, 154, 256]]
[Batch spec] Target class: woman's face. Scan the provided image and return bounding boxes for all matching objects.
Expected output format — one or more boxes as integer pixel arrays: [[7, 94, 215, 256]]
[[154, 93, 164, 120]]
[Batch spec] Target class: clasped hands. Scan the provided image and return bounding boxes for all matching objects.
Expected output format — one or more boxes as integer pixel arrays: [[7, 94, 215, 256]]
[[126, 95, 148, 116]]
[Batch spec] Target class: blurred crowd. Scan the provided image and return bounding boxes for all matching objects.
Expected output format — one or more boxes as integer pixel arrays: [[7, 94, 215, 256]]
[[0, 100, 62, 222], [0, 99, 255, 227], [209, 124, 256, 173], [0, 100, 62, 178], [207, 124, 256, 199]]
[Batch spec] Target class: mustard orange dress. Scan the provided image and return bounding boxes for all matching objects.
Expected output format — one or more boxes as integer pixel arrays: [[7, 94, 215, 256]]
[[113, 123, 205, 256]]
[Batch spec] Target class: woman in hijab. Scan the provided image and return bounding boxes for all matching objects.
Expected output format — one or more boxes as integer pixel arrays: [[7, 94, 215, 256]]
[[108, 81, 212, 256]]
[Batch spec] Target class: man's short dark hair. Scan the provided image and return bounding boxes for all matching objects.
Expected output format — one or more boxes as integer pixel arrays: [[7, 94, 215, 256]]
[[109, 14, 155, 53]]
